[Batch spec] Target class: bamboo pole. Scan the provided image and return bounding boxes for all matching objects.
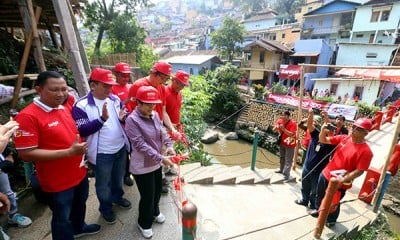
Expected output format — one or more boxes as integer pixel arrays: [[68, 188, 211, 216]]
[[11, 4, 41, 109], [292, 66, 304, 171], [27, 1, 46, 72], [372, 116, 400, 212]]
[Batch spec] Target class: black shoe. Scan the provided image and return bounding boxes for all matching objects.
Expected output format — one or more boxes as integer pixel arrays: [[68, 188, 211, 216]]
[[294, 199, 308, 207], [114, 198, 132, 209], [124, 176, 134, 186], [102, 211, 116, 224], [274, 170, 283, 174], [325, 222, 336, 228], [310, 210, 319, 218], [74, 224, 101, 238], [161, 185, 169, 194]]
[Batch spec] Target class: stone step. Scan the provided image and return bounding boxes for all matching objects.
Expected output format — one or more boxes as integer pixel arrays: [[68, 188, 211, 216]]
[[235, 168, 273, 184], [183, 164, 226, 184], [212, 165, 243, 184]]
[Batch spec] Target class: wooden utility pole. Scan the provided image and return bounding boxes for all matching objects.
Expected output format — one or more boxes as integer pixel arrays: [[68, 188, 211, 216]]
[[52, 0, 89, 97]]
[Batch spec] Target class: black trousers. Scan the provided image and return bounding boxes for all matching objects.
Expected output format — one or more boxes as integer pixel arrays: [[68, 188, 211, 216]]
[[133, 167, 162, 229]]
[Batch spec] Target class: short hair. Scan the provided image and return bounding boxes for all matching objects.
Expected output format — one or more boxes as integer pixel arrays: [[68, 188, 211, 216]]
[[335, 115, 346, 121], [282, 110, 291, 117], [35, 71, 64, 87]]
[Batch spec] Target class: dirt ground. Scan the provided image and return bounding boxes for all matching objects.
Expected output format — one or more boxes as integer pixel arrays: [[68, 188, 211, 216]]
[[384, 173, 400, 215]]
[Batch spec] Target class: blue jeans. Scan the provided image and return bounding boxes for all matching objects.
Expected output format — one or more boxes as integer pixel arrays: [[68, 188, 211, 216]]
[[0, 172, 17, 215], [300, 167, 319, 209], [315, 173, 346, 223], [48, 176, 89, 240], [94, 146, 127, 215], [133, 167, 162, 229]]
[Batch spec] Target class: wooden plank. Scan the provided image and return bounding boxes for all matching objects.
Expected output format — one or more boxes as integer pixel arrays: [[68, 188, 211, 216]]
[[0, 74, 38, 82]]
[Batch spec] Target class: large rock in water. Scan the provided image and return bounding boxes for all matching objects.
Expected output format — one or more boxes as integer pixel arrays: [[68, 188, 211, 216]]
[[200, 132, 220, 144], [225, 132, 238, 140]]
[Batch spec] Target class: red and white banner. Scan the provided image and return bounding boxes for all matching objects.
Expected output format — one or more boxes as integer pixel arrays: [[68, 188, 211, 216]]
[[266, 94, 357, 120], [278, 65, 301, 80], [326, 104, 357, 121], [267, 94, 329, 109]]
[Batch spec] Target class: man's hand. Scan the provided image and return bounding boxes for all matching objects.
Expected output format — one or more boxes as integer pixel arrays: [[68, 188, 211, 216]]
[[0, 120, 19, 152], [67, 135, 88, 156], [101, 102, 109, 121], [0, 192, 10, 215], [118, 106, 128, 121], [161, 157, 174, 167]]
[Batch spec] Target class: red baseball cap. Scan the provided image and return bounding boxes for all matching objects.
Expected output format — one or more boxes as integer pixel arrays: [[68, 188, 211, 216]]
[[114, 62, 132, 73], [90, 68, 118, 85], [136, 86, 162, 104], [151, 61, 172, 76], [174, 70, 190, 86]]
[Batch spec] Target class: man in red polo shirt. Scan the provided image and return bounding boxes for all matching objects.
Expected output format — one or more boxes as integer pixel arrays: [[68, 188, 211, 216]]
[[126, 61, 176, 134], [14, 71, 100, 240], [112, 62, 134, 186], [112, 62, 132, 105], [165, 70, 189, 126]]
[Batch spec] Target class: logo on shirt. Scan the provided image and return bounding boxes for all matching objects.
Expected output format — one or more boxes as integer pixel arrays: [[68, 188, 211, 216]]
[[15, 130, 34, 137], [48, 121, 59, 128]]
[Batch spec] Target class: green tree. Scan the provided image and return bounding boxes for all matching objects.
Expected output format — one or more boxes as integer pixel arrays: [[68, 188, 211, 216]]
[[83, 0, 148, 55], [107, 14, 146, 53], [210, 17, 245, 61], [204, 63, 244, 129], [136, 44, 159, 75], [273, 0, 304, 24]]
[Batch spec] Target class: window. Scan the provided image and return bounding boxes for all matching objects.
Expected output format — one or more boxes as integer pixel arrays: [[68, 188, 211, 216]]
[[330, 83, 338, 95], [282, 33, 286, 39], [356, 34, 364, 38], [272, 36, 276, 40], [318, 19, 323, 26], [381, 10, 390, 21], [366, 52, 377, 58], [189, 68, 193, 75], [371, 11, 379, 22], [259, 51, 265, 63], [354, 86, 364, 100], [371, 9, 391, 22], [308, 7, 312, 11]]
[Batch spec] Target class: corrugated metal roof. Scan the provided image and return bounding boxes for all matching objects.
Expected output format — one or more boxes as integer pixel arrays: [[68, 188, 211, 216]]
[[164, 55, 223, 65]]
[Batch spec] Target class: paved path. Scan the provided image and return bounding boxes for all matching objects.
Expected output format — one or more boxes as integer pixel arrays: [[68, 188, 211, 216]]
[[5, 177, 181, 240]]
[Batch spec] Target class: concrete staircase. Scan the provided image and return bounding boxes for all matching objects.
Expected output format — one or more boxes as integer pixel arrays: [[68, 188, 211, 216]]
[[180, 162, 298, 185], [180, 163, 378, 240]]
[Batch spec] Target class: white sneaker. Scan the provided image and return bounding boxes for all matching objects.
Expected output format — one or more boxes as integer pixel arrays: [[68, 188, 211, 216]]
[[0, 227, 10, 240], [137, 223, 153, 239], [154, 213, 166, 224]]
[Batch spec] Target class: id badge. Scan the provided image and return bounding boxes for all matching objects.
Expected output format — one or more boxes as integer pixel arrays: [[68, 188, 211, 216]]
[[315, 144, 320, 152]]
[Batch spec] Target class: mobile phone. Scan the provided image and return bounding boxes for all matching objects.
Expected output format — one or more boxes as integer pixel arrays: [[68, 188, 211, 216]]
[[313, 108, 321, 115]]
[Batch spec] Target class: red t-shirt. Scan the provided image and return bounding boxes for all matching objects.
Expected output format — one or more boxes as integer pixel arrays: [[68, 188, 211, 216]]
[[14, 102, 86, 192], [165, 85, 182, 125], [112, 83, 131, 102], [276, 119, 297, 148], [322, 135, 373, 180], [126, 78, 166, 120]]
